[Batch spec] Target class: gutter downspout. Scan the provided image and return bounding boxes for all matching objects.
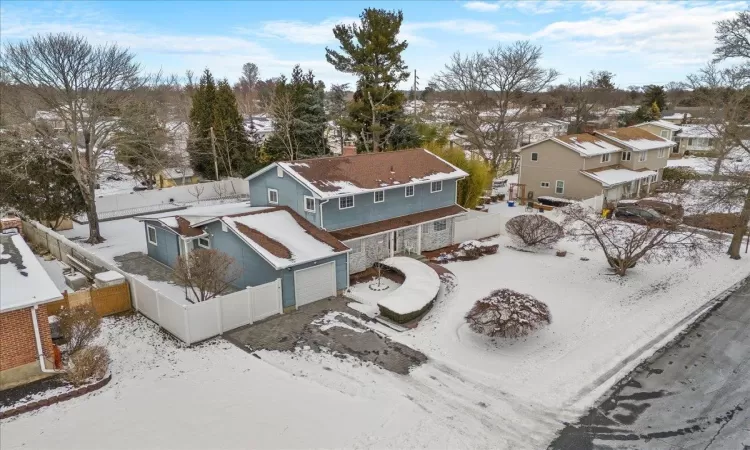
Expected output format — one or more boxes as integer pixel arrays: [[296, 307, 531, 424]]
[[31, 305, 57, 373], [319, 199, 330, 230]]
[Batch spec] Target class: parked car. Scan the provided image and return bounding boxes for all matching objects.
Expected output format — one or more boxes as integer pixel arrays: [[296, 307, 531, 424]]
[[613, 206, 676, 227], [629, 199, 684, 219]]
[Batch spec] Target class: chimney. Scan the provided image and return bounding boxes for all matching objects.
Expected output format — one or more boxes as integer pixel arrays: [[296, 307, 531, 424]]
[[342, 145, 357, 156]]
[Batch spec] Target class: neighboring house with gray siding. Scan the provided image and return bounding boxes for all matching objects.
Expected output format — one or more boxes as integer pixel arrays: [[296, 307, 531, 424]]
[[246, 148, 468, 274], [517, 127, 675, 205], [137, 202, 349, 311]]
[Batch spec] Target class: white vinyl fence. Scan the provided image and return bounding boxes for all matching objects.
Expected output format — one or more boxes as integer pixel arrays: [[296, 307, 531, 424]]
[[453, 212, 512, 243], [22, 220, 282, 345], [86, 178, 250, 222], [580, 194, 605, 211]]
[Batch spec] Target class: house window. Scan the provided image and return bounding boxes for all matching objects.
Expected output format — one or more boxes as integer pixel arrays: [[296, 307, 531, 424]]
[[657, 148, 666, 158], [276, 166, 284, 178], [421, 223, 431, 234], [268, 188, 278, 204], [146, 225, 157, 245], [339, 196, 354, 209], [350, 240, 363, 254], [531, 152, 539, 161], [197, 237, 210, 249], [304, 196, 315, 213], [638, 152, 647, 162], [433, 220, 447, 232], [688, 138, 695, 146], [374, 190, 384, 203], [555, 180, 564, 195], [540, 182, 550, 188], [601, 153, 611, 163], [405, 185, 414, 197], [622, 151, 631, 161], [431, 181, 443, 193], [660, 130, 670, 139]]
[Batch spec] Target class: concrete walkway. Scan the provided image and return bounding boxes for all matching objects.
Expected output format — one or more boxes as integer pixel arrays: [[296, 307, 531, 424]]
[[549, 278, 750, 450]]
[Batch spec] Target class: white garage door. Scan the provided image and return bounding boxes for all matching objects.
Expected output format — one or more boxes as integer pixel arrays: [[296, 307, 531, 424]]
[[294, 261, 336, 308]]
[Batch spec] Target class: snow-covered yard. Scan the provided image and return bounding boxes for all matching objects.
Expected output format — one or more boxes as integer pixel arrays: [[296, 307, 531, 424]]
[[667, 149, 750, 176], [346, 276, 401, 317]]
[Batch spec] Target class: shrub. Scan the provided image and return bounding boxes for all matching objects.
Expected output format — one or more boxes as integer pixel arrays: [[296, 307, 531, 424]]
[[459, 240, 499, 259], [662, 166, 698, 189], [505, 214, 564, 248], [58, 305, 101, 355], [65, 346, 109, 386], [465, 289, 551, 339]]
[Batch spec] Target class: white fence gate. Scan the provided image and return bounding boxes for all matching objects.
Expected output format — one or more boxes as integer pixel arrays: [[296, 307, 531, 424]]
[[454, 212, 511, 243], [22, 220, 283, 345]]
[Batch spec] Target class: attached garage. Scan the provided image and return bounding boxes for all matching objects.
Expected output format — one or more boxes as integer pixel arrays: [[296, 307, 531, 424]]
[[293, 261, 337, 308]]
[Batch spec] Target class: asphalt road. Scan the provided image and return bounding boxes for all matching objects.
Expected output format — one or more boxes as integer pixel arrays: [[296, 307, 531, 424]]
[[549, 278, 750, 450]]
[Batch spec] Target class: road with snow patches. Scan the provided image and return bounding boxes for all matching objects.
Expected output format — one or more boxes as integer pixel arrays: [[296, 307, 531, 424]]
[[549, 277, 750, 450]]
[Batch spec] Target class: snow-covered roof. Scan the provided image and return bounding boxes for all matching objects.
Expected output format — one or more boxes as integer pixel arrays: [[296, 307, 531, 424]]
[[661, 112, 692, 121], [377, 257, 440, 316], [136, 202, 264, 236], [553, 134, 624, 156], [678, 124, 718, 138], [596, 128, 675, 151], [254, 148, 468, 199], [581, 168, 657, 187], [223, 207, 348, 269], [0, 234, 63, 312], [635, 120, 681, 132], [160, 167, 195, 179]]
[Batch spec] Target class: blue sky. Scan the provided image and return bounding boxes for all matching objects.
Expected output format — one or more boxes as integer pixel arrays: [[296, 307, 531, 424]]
[[2, 1, 747, 89]]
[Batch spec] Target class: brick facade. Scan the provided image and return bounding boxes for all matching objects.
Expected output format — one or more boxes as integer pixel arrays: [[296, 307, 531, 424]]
[[0, 306, 55, 371]]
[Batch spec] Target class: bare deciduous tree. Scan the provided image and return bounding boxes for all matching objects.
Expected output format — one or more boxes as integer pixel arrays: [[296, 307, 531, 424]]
[[432, 41, 559, 173], [1, 34, 148, 243], [173, 249, 241, 302], [505, 214, 564, 248], [465, 289, 551, 339], [714, 10, 750, 61], [58, 305, 102, 355], [561, 205, 721, 276]]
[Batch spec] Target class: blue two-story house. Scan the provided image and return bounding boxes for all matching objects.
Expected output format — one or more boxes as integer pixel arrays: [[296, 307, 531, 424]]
[[245, 148, 468, 274]]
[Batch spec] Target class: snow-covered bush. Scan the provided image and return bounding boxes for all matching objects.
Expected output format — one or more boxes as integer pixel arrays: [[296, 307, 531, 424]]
[[59, 305, 101, 355], [458, 240, 499, 259], [465, 289, 551, 339], [65, 345, 109, 386], [505, 214, 564, 248]]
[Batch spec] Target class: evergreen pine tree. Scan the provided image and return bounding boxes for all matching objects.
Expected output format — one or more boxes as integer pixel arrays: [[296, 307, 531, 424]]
[[188, 69, 217, 179]]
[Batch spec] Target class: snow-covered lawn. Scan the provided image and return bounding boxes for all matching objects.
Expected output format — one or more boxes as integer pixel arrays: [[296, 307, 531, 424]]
[[649, 180, 742, 215], [667, 149, 750, 176], [346, 276, 401, 317]]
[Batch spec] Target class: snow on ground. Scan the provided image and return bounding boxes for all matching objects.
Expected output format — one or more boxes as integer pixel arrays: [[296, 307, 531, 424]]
[[667, 149, 750, 175], [35, 255, 70, 293], [0, 314, 530, 450], [649, 180, 742, 215], [378, 257, 440, 315], [346, 277, 401, 317], [387, 232, 750, 443]]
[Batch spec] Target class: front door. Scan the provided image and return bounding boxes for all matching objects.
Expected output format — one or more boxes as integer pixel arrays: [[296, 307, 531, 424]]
[[390, 231, 398, 255]]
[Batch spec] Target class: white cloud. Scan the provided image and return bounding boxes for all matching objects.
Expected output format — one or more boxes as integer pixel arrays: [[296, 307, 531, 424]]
[[463, 1, 500, 12], [533, 1, 747, 68], [498, 1, 568, 14], [251, 17, 358, 45]]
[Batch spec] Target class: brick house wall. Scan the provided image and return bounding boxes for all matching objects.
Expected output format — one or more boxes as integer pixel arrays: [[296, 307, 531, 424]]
[[0, 306, 55, 371]]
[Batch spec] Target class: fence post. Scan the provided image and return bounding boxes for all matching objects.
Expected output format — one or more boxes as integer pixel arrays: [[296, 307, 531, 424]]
[[216, 296, 224, 334], [277, 279, 283, 315], [183, 305, 191, 345], [155, 289, 161, 322], [246, 286, 254, 324], [130, 278, 139, 311]]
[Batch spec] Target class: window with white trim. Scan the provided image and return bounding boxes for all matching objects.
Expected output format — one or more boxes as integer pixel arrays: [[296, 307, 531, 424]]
[[339, 196, 354, 209], [555, 180, 564, 195], [374, 190, 384, 203], [638, 152, 647, 162], [197, 237, 210, 249], [276, 166, 284, 178], [531, 152, 539, 161], [268, 188, 278, 204], [405, 185, 414, 197], [601, 153, 611, 163], [421, 223, 431, 234], [540, 182, 550, 188], [350, 240, 363, 254], [433, 220, 447, 232], [304, 196, 315, 212], [147, 225, 157, 245], [660, 130, 670, 139], [431, 181, 443, 193], [622, 151, 631, 161], [657, 148, 666, 158], [688, 138, 695, 146]]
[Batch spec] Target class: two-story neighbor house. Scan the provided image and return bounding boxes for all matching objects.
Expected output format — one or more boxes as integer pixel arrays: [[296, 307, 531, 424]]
[[517, 127, 675, 204], [633, 120, 682, 155], [246, 148, 468, 274]]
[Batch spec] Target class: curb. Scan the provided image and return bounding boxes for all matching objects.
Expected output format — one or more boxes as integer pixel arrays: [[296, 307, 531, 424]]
[[0, 374, 111, 420]]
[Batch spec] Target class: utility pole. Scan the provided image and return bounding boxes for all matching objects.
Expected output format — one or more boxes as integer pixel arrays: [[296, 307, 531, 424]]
[[210, 126, 219, 180], [412, 70, 419, 118]]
